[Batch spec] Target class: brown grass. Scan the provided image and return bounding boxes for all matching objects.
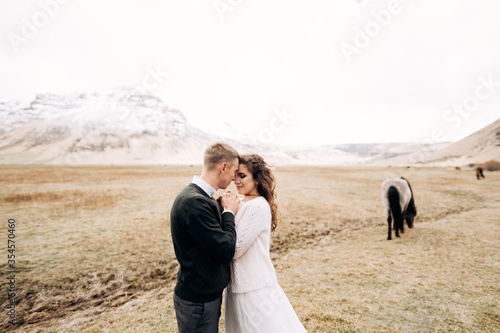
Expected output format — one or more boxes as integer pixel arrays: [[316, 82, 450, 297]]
[[2, 189, 122, 212], [0, 165, 499, 332]]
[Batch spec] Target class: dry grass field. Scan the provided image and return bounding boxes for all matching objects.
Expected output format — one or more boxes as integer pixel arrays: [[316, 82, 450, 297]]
[[1, 165, 499, 332]]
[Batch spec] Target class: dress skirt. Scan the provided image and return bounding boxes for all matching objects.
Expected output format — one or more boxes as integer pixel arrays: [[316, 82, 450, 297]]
[[225, 283, 307, 333]]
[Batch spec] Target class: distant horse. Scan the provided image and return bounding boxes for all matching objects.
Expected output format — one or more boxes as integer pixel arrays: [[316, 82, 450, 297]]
[[381, 177, 417, 240], [455, 166, 461, 171], [476, 167, 485, 180]]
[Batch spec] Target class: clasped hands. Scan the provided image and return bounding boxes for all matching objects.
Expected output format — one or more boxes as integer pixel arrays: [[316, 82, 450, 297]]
[[217, 191, 240, 214]]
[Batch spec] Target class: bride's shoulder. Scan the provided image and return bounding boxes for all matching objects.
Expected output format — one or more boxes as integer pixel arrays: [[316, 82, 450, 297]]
[[237, 197, 271, 222], [246, 196, 270, 211]]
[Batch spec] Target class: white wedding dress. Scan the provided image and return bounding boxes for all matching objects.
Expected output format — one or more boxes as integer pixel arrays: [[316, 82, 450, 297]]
[[225, 197, 307, 333]]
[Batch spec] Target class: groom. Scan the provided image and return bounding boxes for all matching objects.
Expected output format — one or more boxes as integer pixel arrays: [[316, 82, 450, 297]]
[[170, 142, 240, 333]]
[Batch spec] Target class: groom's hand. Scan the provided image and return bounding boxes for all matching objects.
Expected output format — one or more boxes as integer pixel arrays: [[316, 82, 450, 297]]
[[221, 191, 240, 214]]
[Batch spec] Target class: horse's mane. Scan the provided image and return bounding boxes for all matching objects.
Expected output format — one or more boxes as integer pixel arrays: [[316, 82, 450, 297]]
[[401, 177, 417, 215]]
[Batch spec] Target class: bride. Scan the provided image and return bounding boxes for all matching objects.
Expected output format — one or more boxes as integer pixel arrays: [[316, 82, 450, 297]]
[[224, 154, 307, 332]]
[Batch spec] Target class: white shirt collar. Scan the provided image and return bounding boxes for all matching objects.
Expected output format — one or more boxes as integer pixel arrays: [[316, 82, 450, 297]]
[[191, 175, 216, 198]]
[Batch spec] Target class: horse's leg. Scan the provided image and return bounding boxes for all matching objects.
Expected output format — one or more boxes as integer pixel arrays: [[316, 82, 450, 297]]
[[395, 214, 400, 238], [387, 210, 392, 240], [400, 213, 405, 234]]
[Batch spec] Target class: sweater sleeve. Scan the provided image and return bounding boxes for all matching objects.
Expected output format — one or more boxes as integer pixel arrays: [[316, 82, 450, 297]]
[[233, 199, 271, 260], [184, 197, 236, 264]]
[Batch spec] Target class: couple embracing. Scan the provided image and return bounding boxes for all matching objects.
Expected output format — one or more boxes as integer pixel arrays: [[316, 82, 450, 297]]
[[170, 142, 306, 332]]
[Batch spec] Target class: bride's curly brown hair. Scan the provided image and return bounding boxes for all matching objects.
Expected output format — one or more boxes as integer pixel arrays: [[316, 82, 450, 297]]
[[239, 154, 279, 232]]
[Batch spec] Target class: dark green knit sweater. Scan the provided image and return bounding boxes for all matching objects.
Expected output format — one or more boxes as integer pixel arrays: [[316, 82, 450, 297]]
[[170, 183, 236, 303]]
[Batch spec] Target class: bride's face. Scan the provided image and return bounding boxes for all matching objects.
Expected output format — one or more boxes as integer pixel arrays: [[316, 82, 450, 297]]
[[235, 164, 258, 196]]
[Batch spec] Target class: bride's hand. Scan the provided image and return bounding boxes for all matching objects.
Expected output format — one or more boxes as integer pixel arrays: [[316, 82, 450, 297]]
[[221, 191, 240, 214]]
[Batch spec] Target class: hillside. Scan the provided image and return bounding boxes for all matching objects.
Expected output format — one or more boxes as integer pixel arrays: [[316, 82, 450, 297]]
[[423, 118, 500, 166], [330, 142, 451, 166]]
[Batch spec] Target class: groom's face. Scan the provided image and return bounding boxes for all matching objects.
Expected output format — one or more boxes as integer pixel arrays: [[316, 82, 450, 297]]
[[218, 158, 239, 189]]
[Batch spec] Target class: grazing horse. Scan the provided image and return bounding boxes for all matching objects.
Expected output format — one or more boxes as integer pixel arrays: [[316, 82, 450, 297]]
[[381, 177, 417, 240], [476, 167, 485, 180]]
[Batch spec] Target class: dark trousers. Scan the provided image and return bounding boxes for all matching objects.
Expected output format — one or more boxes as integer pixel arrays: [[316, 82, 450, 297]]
[[173, 293, 222, 333]]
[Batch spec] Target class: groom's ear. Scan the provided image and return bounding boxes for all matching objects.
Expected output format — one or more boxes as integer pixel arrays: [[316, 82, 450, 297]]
[[220, 162, 227, 173]]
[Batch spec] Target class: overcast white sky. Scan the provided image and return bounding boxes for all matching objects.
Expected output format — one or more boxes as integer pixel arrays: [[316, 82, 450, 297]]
[[1, 0, 499, 146]]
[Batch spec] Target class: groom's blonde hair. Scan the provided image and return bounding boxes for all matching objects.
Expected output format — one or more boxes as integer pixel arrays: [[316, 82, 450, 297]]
[[203, 142, 239, 170]]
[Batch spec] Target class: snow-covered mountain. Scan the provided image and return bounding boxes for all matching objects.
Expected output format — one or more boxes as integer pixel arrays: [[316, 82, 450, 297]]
[[0, 88, 497, 166], [0, 87, 214, 164], [0, 88, 365, 165]]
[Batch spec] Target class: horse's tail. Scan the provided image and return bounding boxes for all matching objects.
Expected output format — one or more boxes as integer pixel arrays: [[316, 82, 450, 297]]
[[401, 177, 417, 216], [388, 186, 403, 232]]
